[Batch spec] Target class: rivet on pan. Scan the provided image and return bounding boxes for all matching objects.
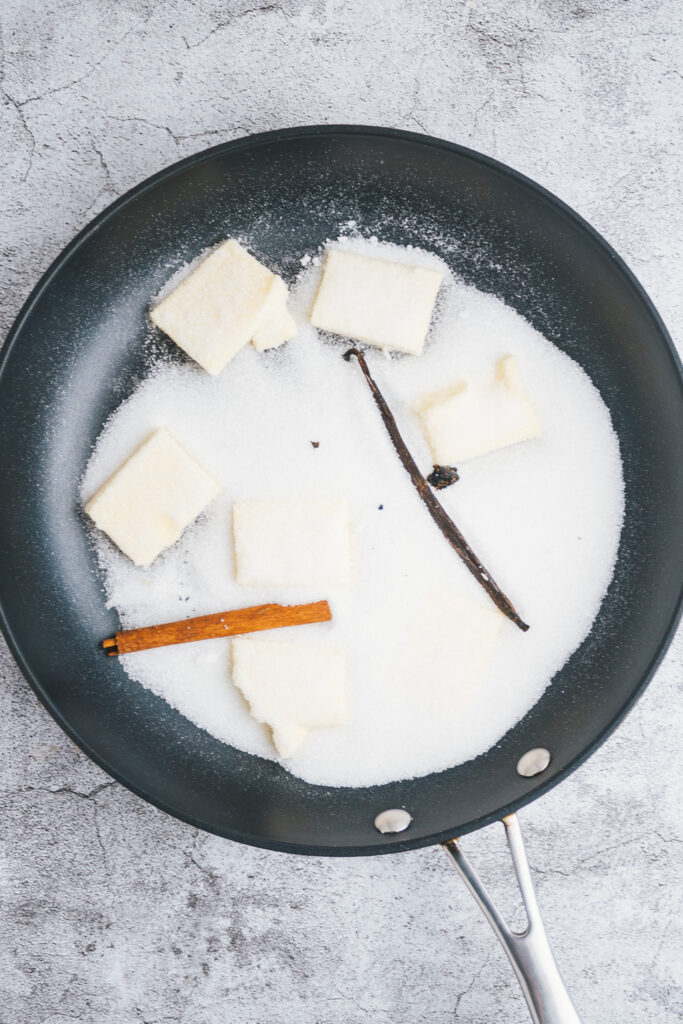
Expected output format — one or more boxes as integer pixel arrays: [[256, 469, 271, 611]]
[[374, 808, 413, 834], [516, 748, 551, 777]]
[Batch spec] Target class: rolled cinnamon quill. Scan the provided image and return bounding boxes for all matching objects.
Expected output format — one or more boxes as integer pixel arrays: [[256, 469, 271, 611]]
[[103, 600, 332, 656]]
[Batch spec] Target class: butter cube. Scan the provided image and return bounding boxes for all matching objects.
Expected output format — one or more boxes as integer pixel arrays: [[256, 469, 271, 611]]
[[233, 498, 352, 586], [151, 240, 283, 375], [418, 355, 542, 464], [402, 588, 504, 711], [251, 274, 288, 335], [232, 637, 348, 757], [416, 588, 503, 677], [85, 429, 219, 566], [251, 306, 298, 352], [310, 249, 443, 355]]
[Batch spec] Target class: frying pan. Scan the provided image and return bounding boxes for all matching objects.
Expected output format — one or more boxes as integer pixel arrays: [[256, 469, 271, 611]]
[[1, 126, 681, 1022]]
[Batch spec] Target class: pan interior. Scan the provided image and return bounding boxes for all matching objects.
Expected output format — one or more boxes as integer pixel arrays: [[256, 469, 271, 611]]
[[0, 128, 681, 854]]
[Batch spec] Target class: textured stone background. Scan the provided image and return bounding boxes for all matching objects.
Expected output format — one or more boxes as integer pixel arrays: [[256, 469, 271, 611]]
[[1, 2, 682, 1022]]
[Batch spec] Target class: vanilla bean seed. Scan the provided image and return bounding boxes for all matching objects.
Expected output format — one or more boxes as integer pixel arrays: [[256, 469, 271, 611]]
[[427, 465, 460, 489]]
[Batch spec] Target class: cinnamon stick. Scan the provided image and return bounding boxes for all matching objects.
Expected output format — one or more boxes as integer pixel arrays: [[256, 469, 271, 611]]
[[103, 600, 332, 656], [343, 348, 529, 631]]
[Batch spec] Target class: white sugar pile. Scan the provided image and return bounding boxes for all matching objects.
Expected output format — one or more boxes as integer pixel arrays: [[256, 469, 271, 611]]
[[81, 236, 624, 788]]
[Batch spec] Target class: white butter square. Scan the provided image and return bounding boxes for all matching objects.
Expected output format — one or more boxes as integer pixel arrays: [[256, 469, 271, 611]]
[[418, 355, 542, 464], [251, 274, 289, 335], [150, 240, 281, 375], [251, 306, 298, 352], [416, 588, 504, 678], [232, 637, 348, 757], [401, 588, 504, 712], [85, 429, 220, 567], [233, 498, 352, 586], [310, 249, 443, 355]]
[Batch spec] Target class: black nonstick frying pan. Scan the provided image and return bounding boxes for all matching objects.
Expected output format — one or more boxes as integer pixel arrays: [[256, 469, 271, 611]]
[[1, 126, 681, 1022]]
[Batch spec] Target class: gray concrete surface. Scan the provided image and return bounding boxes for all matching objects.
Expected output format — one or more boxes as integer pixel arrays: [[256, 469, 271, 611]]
[[1, 1, 682, 1021]]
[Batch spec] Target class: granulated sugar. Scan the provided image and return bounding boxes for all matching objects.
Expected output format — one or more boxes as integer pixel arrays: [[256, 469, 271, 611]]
[[81, 237, 624, 788]]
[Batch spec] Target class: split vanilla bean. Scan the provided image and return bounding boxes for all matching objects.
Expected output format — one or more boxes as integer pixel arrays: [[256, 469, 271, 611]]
[[343, 348, 529, 631]]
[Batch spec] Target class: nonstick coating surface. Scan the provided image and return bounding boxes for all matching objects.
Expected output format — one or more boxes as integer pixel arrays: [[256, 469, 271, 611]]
[[0, 126, 681, 856]]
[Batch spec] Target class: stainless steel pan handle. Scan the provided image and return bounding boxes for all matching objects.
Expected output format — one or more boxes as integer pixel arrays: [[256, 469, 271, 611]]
[[443, 813, 581, 1024]]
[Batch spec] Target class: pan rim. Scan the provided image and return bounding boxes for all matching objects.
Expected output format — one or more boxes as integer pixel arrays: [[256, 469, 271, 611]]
[[1, 123, 681, 856]]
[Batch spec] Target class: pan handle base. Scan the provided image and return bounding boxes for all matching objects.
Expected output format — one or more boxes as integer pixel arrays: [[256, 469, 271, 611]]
[[443, 813, 581, 1024]]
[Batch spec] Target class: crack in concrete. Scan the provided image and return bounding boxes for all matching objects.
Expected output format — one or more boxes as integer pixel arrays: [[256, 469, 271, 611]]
[[521, 828, 681, 883], [471, 94, 493, 137], [649, 903, 681, 969], [453, 953, 494, 1017], [90, 141, 115, 193], [653, 831, 683, 846], [81, 136, 118, 217], [108, 113, 181, 144], [105, 113, 238, 147], [531, 828, 683, 879], [183, 4, 285, 50], [186, 850, 220, 892], [9, 25, 138, 109], [574, 831, 654, 869], [6, 780, 117, 801], [528, 863, 572, 879], [1, 86, 36, 182], [91, 802, 110, 873], [407, 78, 428, 134]]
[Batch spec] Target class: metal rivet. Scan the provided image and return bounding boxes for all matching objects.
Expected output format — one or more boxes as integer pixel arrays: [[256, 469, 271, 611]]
[[374, 808, 413, 834], [516, 748, 551, 777]]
